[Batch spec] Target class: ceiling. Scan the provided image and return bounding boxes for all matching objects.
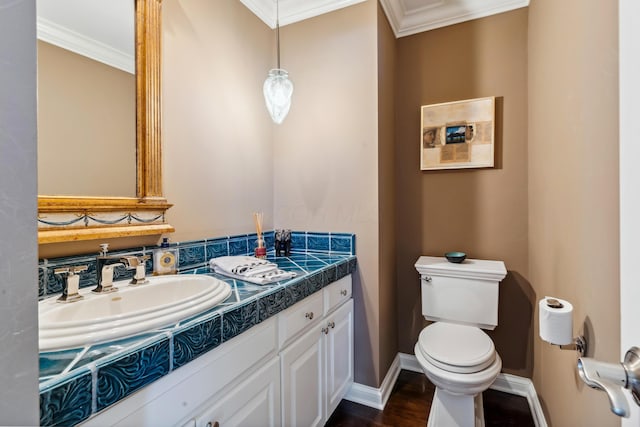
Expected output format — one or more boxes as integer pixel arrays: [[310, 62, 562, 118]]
[[240, 0, 530, 37]]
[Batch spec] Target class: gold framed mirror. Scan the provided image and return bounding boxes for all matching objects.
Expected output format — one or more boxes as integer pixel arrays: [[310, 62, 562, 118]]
[[37, 0, 174, 244]]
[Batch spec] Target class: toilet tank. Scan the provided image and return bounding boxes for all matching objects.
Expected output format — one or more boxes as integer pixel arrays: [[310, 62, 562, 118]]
[[415, 256, 507, 330]]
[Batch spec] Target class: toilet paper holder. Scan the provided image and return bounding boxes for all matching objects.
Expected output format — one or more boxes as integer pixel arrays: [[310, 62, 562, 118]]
[[559, 335, 588, 357], [543, 297, 588, 356]]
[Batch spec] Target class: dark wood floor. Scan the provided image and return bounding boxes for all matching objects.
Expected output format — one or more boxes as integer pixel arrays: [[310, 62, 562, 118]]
[[325, 370, 535, 427]]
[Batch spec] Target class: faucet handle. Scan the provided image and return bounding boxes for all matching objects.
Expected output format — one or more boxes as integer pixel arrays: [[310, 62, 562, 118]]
[[54, 265, 88, 276], [121, 255, 141, 268], [120, 255, 150, 285], [53, 267, 71, 276], [71, 265, 88, 274], [54, 265, 87, 303], [121, 255, 151, 268]]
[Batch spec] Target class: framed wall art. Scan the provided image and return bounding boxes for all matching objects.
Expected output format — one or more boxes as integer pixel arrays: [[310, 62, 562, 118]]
[[420, 96, 495, 171]]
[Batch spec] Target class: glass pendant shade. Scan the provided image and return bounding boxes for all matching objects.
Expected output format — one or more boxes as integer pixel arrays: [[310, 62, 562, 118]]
[[263, 68, 293, 124]]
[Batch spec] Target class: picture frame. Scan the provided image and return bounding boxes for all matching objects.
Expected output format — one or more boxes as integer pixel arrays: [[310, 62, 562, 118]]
[[420, 96, 495, 171]]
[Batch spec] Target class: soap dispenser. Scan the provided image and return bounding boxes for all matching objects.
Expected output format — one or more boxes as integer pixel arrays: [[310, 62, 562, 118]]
[[153, 237, 177, 275]]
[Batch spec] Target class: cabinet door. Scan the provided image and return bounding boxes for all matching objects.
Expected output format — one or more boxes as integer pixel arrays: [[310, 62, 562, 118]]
[[325, 299, 354, 418], [280, 324, 324, 427], [195, 357, 281, 427]]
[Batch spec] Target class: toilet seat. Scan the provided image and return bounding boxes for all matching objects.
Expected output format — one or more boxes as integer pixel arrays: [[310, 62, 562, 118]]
[[417, 322, 496, 374]]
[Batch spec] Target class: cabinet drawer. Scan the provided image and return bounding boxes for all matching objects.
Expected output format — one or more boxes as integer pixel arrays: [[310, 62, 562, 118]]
[[278, 290, 323, 348], [324, 275, 352, 315]]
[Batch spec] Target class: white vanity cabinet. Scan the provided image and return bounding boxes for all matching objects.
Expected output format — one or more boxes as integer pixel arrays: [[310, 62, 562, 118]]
[[80, 275, 353, 427], [324, 298, 354, 418], [281, 276, 354, 427], [193, 357, 281, 427]]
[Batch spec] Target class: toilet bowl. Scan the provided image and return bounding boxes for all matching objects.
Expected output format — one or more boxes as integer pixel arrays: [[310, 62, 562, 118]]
[[415, 322, 502, 427], [414, 256, 507, 427]]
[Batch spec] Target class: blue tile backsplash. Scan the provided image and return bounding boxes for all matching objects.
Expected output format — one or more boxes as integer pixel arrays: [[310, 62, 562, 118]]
[[38, 231, 356, 426], [38, 231, 356, 298]]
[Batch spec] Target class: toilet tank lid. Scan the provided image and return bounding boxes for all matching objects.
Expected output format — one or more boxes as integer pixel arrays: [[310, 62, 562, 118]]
[[415, 256, 507, 281]]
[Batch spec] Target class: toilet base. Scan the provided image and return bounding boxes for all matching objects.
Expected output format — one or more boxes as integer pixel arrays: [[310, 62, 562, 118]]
[[428, 387, 485, 427]]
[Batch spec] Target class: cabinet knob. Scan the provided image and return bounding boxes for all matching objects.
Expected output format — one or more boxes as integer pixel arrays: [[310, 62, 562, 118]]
[[423, 276, 432, 283], [329, 321, 335, 329], [305, 312, 314, 320], [340, 289, 347, 296], [206, 422, 219, 427], [322, 327, 329, 335]]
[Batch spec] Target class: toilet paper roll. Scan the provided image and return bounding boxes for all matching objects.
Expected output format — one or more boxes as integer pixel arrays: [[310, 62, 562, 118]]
[[539, 296, 573, 345]]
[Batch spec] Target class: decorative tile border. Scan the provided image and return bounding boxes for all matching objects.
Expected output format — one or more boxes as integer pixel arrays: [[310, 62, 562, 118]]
[[39, 370, 93, 426], [95, 338, 171, 412], [173, 314, 222, 369]]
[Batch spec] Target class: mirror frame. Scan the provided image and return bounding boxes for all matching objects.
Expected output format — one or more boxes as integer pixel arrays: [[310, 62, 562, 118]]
[[37, 0, 174, 244]]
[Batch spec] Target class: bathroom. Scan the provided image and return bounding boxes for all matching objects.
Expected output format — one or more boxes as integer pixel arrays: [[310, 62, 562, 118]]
[[1, 0, 633, 425]]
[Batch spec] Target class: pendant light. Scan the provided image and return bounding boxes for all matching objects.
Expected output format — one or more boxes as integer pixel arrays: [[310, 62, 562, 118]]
[[263, 0, 293, 124]]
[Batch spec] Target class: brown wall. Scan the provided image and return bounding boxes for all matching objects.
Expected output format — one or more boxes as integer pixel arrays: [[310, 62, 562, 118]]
[[37, 41, 136, 197], [528, 0, 620, 425], [394, 9, 532, 377], [377, 2, 399, 382]]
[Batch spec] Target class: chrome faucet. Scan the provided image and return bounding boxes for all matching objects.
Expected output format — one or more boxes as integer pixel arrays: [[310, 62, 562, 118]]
[[93, 243, 125, 294], [54, 265, 88, 303], [577, 346, 640, 417], [121, 255, 150, 285]]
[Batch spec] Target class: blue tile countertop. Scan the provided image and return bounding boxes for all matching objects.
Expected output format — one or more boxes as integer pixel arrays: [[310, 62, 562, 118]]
[[38, 250, 357, 426]]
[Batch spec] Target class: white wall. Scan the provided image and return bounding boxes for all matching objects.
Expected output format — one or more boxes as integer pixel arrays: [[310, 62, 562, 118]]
[[0, 0, 39, 423]]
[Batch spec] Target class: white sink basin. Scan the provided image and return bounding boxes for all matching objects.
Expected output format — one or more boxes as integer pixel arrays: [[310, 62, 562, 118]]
[[39, 275, 231, 352]]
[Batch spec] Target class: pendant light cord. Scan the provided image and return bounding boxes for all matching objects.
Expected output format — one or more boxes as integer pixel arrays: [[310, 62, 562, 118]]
[[276, 0, 281, 69]]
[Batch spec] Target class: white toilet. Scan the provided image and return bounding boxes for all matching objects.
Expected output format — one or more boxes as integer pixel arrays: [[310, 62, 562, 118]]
[[414, 256, 507, 427]]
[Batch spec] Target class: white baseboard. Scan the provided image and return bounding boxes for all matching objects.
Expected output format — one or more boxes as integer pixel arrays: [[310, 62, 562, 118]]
[[345, 352, 547, 427], [344, 353, 402, 409]]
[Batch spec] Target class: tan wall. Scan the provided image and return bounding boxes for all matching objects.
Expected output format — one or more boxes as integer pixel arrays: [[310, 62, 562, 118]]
[[394, 9, 531, 377], [528, 0, 620, 425], [377, 2, 399, 384], [162, 0, 275, 241], [37, 40, 135, 197], [272, 1, 382, 386]]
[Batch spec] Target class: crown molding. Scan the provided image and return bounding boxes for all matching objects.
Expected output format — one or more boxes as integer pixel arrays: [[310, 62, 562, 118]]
[[380, 0, 529, 38], [239, 0, 367, 28], [37, 17, 134, 74]]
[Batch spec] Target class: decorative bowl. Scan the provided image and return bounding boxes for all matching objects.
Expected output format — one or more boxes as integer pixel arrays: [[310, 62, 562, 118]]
[[444, 251, 466, 263]]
